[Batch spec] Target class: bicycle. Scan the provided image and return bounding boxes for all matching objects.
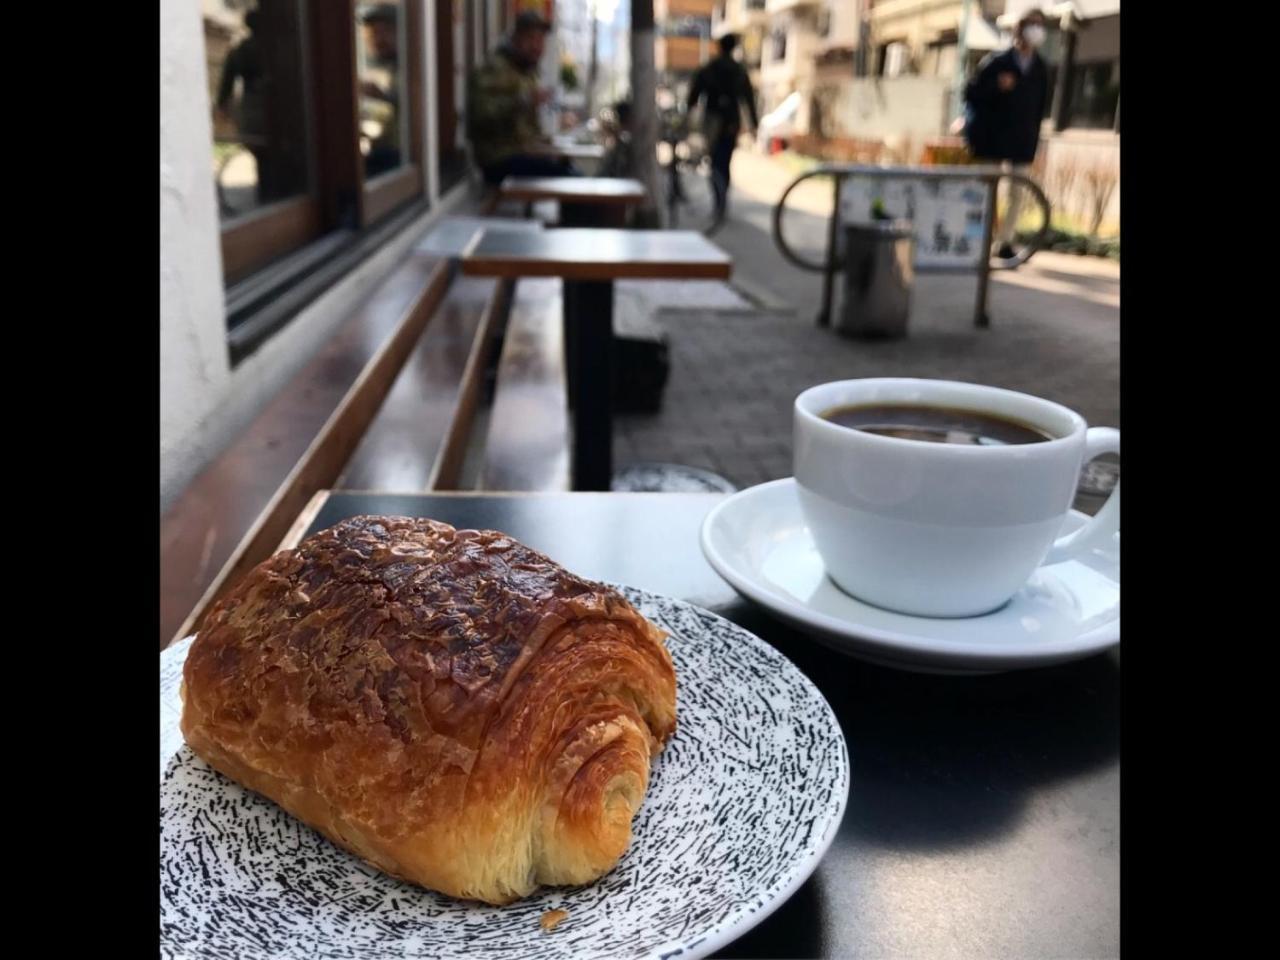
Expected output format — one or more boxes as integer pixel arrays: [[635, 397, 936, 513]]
[[659, 109, 726, 236]]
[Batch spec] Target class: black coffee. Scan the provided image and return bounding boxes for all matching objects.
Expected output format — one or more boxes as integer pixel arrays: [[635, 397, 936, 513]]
[[821, 403, 1054, 446]]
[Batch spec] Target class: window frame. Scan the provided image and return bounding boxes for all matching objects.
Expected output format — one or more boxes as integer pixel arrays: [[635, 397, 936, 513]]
[[211, 0, 430, 353], [1064, 58, 1120, 131], [359, 0, 427, 227]]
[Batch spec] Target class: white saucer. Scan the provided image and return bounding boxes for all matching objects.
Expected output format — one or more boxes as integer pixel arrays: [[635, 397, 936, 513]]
[[699, 478, 1120, 674]]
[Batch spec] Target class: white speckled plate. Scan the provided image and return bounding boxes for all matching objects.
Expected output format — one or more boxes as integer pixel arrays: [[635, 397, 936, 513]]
[[160, 586, 850, 960]]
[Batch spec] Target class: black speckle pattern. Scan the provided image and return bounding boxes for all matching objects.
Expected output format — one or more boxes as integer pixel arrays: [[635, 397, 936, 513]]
[[160, 586, 850, 960]]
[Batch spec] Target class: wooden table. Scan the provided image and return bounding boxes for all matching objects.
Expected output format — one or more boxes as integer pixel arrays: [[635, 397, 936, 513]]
[[498, 176, 646, 227], [461, 228, 732, 490], [280, 491, 1121, 959]]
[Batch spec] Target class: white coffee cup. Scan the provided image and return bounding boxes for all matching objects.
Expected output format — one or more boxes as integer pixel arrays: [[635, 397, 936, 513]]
[[793, 378, 1120, 618]]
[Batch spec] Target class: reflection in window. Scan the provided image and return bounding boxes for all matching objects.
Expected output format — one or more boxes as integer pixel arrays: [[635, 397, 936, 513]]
[[1068, 60, 1120, 130], [206, 1, 311, 222], [358, 2, 409, 180], [882, 42, 909, 78]]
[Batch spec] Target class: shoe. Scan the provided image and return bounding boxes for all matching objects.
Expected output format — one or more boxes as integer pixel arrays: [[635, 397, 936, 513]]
[[996, 243, 1016, 259]]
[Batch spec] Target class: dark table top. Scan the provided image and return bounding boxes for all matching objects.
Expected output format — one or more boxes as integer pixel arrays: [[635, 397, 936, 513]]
[[499, 175, 645, 203], [415, 216, 542, 257], [460, 228, 734, 281], [297, 491, 1120, 959]]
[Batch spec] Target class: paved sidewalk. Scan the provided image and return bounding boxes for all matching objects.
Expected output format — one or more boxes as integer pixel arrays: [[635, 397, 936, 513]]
[[614, 252, 1116, 488], [612, 150, 1119, 489]]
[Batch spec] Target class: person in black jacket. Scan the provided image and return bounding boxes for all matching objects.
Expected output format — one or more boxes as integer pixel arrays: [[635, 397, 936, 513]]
[[964, 8, 1049, 258], [687, 33, 759, 218]]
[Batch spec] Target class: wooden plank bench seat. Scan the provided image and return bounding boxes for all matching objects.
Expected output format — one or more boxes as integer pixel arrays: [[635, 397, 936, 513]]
[[160, 248, 453, 648], [479, 277, 570, 492], [336, 275, 511, 491], [163, 216, 699, 647]]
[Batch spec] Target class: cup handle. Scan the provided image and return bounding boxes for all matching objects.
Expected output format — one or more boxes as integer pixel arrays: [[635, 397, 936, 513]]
[[1043, 427, 1120, 565]]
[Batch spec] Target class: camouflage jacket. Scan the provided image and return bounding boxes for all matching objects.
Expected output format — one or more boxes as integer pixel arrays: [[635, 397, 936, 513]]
[[466, 46, 543, 169]]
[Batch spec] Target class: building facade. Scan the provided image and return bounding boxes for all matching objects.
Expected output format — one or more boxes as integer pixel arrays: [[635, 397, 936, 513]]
[[1002, 0, 1120, 232], [656, 0, 718, 87], [708, 2, 865, 142], [711, 1, 770, 100]]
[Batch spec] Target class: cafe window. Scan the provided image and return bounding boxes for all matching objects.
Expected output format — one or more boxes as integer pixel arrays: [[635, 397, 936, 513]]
[[770, 26, 788, 62], [1066, 59, 1120, 130], [878, 41, 909, 78], [925, 31, 957, 79], [357, 1, 426, 224], [208, 0, 319, 284], [203, 0, 427, 334], [817, 8, 831, 39]]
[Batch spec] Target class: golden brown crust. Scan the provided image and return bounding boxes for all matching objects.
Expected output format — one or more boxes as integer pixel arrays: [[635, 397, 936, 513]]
[[180, 516, 677, 904], [540, 908, 570, 931]]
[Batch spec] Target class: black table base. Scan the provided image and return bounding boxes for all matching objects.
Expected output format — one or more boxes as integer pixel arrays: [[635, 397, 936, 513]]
[[563, 279, 615, 491], [560, 201, 627, 228]]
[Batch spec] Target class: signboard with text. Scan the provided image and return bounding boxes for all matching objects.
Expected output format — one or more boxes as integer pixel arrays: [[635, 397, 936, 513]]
[[839, 176, 991, 270]]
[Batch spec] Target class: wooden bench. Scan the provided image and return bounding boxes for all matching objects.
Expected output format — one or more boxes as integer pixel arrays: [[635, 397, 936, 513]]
[[161, 220, 529, 649], [161, 248, 454, 648], [479, 277, 570, 492], [164, 215, 702, 645], [336, 275, 510, 491]]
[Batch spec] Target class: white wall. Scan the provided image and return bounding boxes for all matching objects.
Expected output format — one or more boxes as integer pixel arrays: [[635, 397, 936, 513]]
[[160, 0, 233, 512], [826, 0, 861, 46], [160, 0, 457, 514], [837, 74, 953, 142]]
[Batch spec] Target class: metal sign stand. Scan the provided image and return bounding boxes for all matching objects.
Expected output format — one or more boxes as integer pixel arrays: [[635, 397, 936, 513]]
[[772, 164, 1052, 329]]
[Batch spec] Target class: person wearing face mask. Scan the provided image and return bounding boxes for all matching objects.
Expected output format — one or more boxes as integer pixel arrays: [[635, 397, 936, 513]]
[[963, 8, 1050, 260]]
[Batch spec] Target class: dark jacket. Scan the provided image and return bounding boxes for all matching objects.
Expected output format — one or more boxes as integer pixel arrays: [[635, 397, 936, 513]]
[[963, 46, 1048, 164], [466, 46, 543, 169], [688, 55, 759, 140]]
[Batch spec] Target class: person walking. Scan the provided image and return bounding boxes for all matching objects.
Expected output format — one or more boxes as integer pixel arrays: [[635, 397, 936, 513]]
[[963, 8, 1050, 259], [687, 33, 758, 219]]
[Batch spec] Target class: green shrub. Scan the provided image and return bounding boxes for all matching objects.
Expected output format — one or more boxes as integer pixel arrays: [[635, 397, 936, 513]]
[[1017, 226, 1119, 261]]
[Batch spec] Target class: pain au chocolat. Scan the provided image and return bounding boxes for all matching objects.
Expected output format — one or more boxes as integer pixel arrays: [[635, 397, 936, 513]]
[[180, 516, 678, 905]]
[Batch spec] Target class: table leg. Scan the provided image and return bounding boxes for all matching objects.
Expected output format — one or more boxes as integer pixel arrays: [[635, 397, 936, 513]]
[[563, 279, 614, 491], [562, 280, 579, 406], [561, 202, 626, 228]]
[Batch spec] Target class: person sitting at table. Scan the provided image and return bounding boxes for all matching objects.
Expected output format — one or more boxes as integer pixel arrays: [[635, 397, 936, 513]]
[[466, 11, 577, 186]]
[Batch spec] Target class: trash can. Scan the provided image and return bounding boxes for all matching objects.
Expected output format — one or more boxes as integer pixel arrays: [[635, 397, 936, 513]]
[[838, 220, 915, 339]]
